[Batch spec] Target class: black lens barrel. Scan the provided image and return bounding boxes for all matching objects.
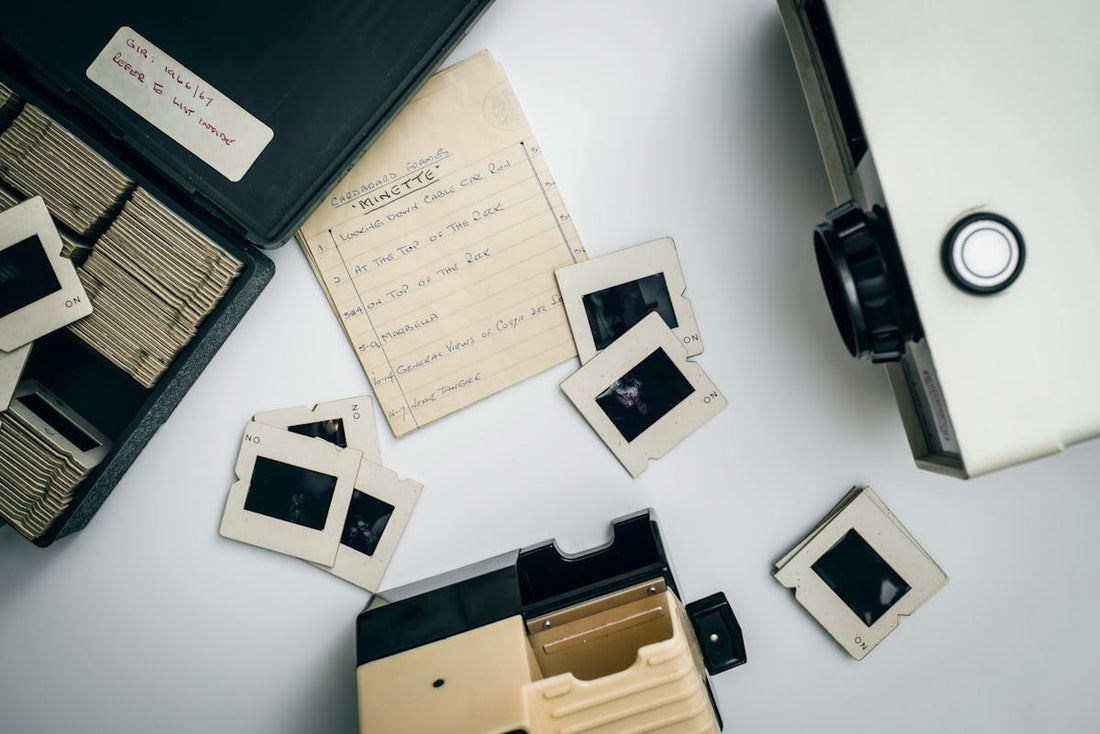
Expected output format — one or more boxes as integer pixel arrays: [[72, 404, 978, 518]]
[[813, 201, 921, 363]]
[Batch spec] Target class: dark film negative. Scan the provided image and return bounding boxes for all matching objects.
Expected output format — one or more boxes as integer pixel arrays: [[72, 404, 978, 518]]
[[556, 237, 702, 364], [583, 273, 678, 351], [243, 456, 338, 531], [0, 235, 62, 318], [220, 421, 363, 565], [811, 528, 911, 626], [596, 348, 695, 442], [773, 486, 948, 659], [340, 490, 395, 556], [314, 458, 423, 592], [288, 418, 348, 448], [252, 396, 379, 463], [561, 313, 725, 477]]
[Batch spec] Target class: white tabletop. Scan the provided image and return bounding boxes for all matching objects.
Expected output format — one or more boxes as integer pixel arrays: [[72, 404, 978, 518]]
[[3, 2, 1099, 733]]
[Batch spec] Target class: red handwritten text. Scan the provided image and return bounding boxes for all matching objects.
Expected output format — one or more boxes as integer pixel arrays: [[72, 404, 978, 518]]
[[125, 37, 153, 62], [199, 119, 235, 147], [163, 66, 215, 108], [111, 52, 145, 83]]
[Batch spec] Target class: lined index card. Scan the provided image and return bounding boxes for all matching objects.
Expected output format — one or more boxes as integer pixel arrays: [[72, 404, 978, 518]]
[[298, 51, 586, 436]]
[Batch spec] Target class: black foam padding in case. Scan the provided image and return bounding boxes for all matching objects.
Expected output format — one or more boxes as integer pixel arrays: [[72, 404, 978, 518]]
[[26, 247, 274, 547], [16, 393, 100, 452], [24, 328, 149, 441]]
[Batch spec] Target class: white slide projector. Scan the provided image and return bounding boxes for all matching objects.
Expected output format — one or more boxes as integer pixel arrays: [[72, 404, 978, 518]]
[[779, 0, 1100, 478]]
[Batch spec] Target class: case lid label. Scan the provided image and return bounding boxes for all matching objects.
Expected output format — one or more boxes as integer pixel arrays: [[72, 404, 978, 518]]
[[86, 26, 273, 182]]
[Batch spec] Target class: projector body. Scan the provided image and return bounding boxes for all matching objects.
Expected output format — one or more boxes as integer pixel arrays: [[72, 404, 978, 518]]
[[779, 0, 1100, 477]]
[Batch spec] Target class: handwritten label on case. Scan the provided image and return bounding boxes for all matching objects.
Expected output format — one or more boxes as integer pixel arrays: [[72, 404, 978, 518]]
[[86, 27, 273, 182]]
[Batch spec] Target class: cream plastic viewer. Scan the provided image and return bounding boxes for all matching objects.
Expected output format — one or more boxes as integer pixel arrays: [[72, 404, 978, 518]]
[[355, 588, 720, 734]]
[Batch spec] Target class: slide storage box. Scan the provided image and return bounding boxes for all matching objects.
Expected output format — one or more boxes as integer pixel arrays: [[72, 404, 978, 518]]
[[0, 0, 493, 545]]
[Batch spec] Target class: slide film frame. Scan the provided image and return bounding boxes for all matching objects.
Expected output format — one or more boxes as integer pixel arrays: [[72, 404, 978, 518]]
[[561, 313, 726, 477], [313, 458, 422, 592], [555, 237, 701, 364], [9, 379, 112, 468], [774, 486, 948, 660], [253, 395, 381, 464], [220, 421, 362, 565], [1, 342, 31, 412], [0, 197, 92, 351]]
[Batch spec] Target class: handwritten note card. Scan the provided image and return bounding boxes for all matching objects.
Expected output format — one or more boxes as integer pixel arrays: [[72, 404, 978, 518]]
[[298, 51, 586, 437], [86, 27, 273, 181]]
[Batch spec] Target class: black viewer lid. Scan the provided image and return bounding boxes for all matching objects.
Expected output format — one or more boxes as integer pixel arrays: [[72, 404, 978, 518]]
[[356, 510, 678, 666], [0, 0, 495, 247]]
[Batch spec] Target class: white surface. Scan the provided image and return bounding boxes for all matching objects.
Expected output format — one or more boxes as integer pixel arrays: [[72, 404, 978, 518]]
[[2, 2, 1099, 733]]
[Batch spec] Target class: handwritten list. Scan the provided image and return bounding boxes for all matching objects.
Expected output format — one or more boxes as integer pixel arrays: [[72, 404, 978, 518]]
[[298, 51, 586, 436]]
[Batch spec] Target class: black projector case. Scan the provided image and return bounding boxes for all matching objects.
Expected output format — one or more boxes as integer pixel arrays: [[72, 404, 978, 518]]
[[0, 0, 495, 546]]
